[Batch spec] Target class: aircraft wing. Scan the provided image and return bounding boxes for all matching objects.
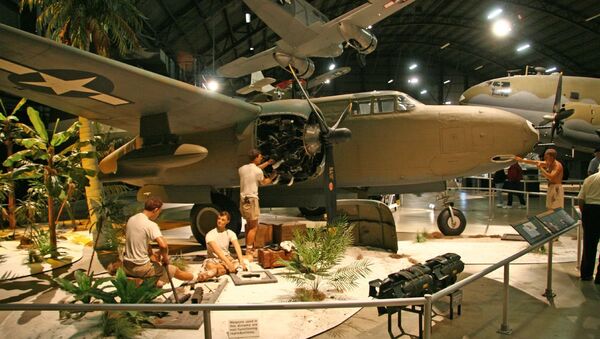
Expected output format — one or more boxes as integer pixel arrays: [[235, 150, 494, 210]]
[[218, 47, 280, 78], [325, 0, 416, 29], [0, 24, 260, 135]]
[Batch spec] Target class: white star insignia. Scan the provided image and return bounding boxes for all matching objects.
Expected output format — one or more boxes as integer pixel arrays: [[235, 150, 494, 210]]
[[20, 73, 99, 95]]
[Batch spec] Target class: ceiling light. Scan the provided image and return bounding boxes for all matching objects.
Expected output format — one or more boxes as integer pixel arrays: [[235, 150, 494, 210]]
[[245, 13, 251, 23], [487, 8, 503, 20], [445, 101, 452, 105], [491, 18, 512, 38], [367, 25, 372, 29], [329, 63, 336, 71], [545, 67, 557, 73], [443, 79, 451, 84], [324, 79, 331, 84], [207, 80, 219, 91], [407, 77, 419, 84], [420, 89, 427, 94], [474, 65, 484, 70], [409, 63, 418, 70], [387, 79, 394, 84], [249, 47, 254, 51], [440, 42, 450, 49], [516, 43, 530, 52]]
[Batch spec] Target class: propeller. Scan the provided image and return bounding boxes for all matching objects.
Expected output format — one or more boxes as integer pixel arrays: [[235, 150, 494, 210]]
[[288, 66, 352, 224], [549, 74, 575, 141]]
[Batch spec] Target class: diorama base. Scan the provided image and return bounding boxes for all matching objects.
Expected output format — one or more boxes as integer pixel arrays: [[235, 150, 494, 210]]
[[148, 277, 228, 329]]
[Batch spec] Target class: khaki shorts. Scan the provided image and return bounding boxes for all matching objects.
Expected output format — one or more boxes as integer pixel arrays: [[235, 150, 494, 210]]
[[123, 259, 177, 283], [546, 184, 564, 209], [203, 255, 239, 276], [240, 197, 260, 221]]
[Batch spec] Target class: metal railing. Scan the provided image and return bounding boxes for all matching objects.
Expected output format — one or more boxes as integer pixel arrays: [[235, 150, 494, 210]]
[[0, 222, 578, 339], [451, 176, 583, 268]]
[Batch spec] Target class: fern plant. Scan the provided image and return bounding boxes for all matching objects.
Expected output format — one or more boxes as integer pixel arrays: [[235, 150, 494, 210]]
[[278, 218, 371, 297]]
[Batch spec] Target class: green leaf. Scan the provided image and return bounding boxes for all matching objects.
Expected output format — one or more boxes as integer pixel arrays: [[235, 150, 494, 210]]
[[3, 150, 32, 167], [50, 131, 70, 147], [18, 138, 47, 150], [11, 98, 27, 116], [27, 107, 48, 142]]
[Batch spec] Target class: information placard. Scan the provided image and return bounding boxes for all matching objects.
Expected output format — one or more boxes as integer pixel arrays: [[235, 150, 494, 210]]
[[536, 208, 577, 233], [511, 217, 553, 245], [228, 319, 259, 339]]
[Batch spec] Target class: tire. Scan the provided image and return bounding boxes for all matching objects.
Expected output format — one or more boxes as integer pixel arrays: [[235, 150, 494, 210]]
[[190, 204, 220, 246], [436, 208, 467, 236], [298, 206, 326, 217], [189, 193, 242, 246]]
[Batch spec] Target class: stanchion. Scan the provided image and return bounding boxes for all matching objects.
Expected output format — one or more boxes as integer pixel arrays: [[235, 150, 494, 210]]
[[497, 263, 512, 334], [203, 310, 212, 339], [423, 294, 432, 339], [543, 240, 556, 300]]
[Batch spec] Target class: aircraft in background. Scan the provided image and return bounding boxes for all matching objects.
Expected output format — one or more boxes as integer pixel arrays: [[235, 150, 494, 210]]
[[0, 23, 538, 242], [218, 0, 414, 79], [460, 71, 600, 152], [236, 67, 351, 100]]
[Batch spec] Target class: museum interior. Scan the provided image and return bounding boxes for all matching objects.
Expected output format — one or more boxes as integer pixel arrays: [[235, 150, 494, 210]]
[[0, 0, 599, 338]]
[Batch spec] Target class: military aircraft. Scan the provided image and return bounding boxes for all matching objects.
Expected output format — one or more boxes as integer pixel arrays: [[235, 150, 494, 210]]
[[0, 23, 538, 242], [218, 0, 415, 79], [460, 72, 600, 152], [237, 67, 351, 100]]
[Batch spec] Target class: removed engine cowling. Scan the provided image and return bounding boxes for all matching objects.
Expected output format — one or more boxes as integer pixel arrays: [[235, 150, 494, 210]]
[[338, 21, 378, 54], [255, 111, 324, 185], [273, 52, 315, 78]]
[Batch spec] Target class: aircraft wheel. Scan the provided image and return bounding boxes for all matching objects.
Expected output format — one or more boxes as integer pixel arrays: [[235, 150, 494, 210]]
[[436, 208, 467, 236], [190, 204, 220, 246], [298, 206, 326, 217], [189, 194, 242, 246]]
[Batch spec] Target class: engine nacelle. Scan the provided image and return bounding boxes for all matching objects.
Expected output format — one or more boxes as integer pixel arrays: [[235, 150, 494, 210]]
[[338, 21, 378, 55], [255, 107, 324, 186], [273, 52, 315, 78]]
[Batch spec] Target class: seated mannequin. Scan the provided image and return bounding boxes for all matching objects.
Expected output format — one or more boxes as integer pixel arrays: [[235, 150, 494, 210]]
[[203, 211, 251, 276]]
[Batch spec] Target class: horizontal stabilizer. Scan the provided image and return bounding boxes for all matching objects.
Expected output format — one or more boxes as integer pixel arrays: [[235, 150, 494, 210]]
[[218, 47, 279, 78], [236, 77, 277, 95]]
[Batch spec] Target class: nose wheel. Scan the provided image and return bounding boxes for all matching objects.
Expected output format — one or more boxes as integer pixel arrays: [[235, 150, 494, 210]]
[[436, 207, 467, 236]]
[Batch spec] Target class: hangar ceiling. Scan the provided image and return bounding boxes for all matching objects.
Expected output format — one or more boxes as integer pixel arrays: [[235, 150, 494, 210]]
[[1, 0, 600, 104]]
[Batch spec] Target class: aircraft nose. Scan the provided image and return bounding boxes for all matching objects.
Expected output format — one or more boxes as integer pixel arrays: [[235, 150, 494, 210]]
[[486, 108, 539, 161]]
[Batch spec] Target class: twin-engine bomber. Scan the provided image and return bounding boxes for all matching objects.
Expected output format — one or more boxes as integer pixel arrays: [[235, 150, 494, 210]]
[[0, 23, 539, 243]]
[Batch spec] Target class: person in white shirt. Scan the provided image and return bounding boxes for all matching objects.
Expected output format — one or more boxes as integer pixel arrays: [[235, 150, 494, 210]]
[[123, 197, 215, 285], [203, 211, 249, 276], [239, 149, 276, 257], [577, 166, 600, 283]]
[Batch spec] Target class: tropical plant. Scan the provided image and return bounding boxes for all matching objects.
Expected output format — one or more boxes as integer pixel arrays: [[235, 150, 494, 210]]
[[55, 269, 114, 304], [20, 0, 147, 231], [279, 218, 371, 298], [4, 107, 94, 254], [0, 98, 33, 231]]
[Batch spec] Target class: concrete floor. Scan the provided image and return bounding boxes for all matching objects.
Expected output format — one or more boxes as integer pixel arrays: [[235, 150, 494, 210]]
[[314, 190, 600, 339], [0, 189, 598, 338]]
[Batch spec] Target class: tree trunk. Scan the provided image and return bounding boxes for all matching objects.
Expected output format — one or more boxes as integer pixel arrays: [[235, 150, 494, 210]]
[[6, 139, 17, 231], [48, 188, 56, 253], [79, 117, 102, 228]]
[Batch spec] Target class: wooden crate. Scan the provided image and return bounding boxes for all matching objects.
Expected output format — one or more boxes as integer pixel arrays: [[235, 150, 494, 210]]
[[258, 249, 295, 269], [272, 223, 307, 243], [254, 223, 273, 248]]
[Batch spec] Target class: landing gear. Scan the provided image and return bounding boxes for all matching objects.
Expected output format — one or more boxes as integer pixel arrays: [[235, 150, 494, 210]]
[[436, 207, 467, 236], [190, 193, 241, 245]]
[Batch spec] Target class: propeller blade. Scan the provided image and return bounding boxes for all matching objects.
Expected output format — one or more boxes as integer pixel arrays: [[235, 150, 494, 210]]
[[556, 108, 575, 121], [323, 142, 337, 225], [552, 73, 563, 114], [332, 102, 353, 130], [288, 65, 329, 132]]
